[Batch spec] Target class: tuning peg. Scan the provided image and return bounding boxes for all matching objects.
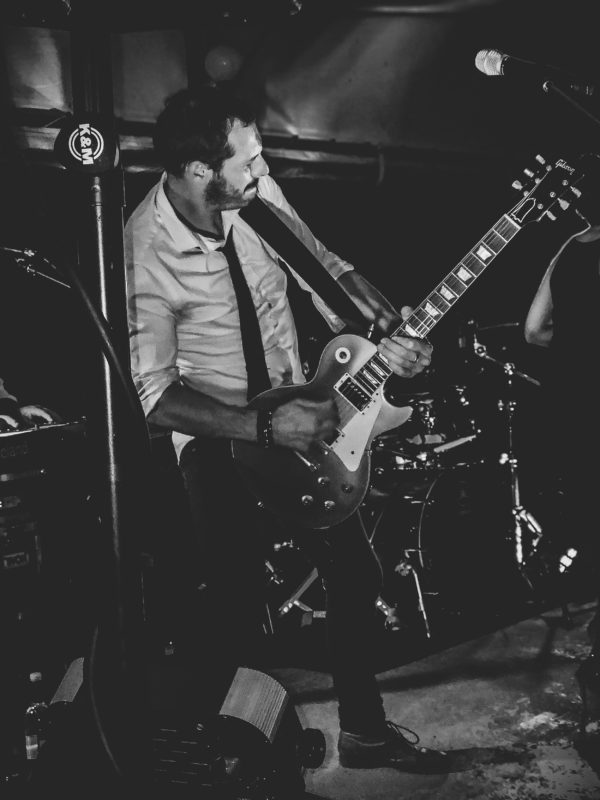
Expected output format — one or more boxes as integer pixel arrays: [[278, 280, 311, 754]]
[[523, 168, 535, 178], [558, 199, 570, 210], [512, 180, 524, 191], [534, 154, 552, 172], [546, 210, 557, 221], [570, 186, 582, 197]]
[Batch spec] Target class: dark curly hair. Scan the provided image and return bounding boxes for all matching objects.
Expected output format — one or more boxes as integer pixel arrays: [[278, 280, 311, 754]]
[[153, 86, 257, 177]]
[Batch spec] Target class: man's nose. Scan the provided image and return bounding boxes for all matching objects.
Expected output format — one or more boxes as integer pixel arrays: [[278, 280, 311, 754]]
[[252, 156, 269, 178]]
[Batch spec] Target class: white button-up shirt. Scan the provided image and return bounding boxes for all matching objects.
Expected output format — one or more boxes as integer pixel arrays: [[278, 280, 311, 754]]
[[125, 173, 354, 459]]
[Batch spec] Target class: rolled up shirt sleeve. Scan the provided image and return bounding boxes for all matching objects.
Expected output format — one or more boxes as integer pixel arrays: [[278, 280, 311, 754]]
[[128, 273, 181, 419]]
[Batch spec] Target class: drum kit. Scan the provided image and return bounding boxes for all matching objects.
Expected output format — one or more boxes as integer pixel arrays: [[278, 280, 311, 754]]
[[268, 319, 550, 640]]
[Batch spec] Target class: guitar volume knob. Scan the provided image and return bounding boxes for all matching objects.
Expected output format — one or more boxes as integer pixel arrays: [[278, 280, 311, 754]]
[[317, 476, 330, 486], [323, 500, 337, 511], [301, 495, 315, 506]]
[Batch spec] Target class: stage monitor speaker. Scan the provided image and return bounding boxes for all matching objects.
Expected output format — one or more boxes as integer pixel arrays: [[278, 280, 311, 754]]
[[214, 666, 326, 799], [27, 660, 324, 799]]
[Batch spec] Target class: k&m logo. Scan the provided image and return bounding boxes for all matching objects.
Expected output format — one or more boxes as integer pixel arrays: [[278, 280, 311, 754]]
[[67, 122, 104, 165]]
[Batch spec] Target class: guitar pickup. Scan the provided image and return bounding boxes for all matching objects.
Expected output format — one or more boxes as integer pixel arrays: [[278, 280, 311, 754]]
[[334, 374, 371, 412]]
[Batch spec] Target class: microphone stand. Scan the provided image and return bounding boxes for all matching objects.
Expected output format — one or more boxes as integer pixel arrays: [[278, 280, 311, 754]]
[[0, 247, 71, 289], [543, 81, 600, 133]]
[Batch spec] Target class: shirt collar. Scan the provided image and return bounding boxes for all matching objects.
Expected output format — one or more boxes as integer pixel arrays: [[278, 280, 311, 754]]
[[156, 172, 239, 254]]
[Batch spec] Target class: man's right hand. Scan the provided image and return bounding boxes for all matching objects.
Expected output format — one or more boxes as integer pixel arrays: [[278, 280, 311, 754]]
[[271, 397, 339, 455]]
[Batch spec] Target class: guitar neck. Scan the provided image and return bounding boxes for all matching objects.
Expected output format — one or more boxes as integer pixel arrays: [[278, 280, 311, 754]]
[[389, 212, 522, 340], [344, 152, 588, 405], [340, 211, 525, 404]]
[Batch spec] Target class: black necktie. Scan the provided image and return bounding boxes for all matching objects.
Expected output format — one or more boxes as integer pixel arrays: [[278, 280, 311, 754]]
[[220, 228, 272, 401]]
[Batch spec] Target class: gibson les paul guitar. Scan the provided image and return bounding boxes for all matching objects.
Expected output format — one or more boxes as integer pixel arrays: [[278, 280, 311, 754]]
[[232, 153, 595, 529]]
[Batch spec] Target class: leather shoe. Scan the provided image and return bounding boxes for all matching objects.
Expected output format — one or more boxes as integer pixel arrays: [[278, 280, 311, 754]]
[[338, 721, 450, 773]]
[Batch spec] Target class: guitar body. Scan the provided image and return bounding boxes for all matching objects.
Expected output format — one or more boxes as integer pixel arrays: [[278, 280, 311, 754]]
[[232, 333, 412, 529]]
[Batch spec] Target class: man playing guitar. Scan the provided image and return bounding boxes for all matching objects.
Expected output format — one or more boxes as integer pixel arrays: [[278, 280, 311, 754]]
[[125, 85, 448, 773]]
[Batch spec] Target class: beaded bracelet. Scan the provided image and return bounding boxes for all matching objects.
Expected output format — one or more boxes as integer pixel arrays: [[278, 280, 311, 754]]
[[256, 409, 274, 449]]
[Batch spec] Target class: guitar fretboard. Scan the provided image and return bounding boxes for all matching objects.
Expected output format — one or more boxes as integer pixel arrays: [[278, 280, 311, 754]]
[[393, 213, 521, 341], [345, 212, 523, 405]]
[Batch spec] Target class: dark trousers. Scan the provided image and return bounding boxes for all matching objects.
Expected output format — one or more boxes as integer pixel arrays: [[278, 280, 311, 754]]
[[177, 437, 386, 735]]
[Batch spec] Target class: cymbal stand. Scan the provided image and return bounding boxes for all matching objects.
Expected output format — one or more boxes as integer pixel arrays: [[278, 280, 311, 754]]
[[473, 336, 543, 583]]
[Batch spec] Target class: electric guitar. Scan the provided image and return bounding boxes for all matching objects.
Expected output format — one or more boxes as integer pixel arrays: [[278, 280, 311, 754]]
[[232, 153, 597, 529]]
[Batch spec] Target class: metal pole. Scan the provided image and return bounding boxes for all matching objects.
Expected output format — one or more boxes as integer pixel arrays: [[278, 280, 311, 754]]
[[64, 17, 149, 788]]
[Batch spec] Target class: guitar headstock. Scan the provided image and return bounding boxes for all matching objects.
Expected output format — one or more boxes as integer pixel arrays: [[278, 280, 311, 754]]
[[508, 152, 600, 232]]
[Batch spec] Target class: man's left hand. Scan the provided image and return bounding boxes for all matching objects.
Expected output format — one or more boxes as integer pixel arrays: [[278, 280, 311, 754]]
[[376, 305, 433, 378]]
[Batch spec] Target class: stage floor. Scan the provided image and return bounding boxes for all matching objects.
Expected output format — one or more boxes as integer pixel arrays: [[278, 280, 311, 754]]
[[271, 599, 600, 800]]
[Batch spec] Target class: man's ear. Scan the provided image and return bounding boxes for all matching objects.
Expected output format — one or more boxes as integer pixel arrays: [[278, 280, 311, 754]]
[[187, 160, 211, 180]]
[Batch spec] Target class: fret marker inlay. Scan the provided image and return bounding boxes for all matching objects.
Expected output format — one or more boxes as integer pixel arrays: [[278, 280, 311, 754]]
[[440, 285, 456, 301]]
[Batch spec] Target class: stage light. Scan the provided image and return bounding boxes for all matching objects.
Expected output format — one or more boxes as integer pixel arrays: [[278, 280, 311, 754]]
[[204, 45, 244, 82]]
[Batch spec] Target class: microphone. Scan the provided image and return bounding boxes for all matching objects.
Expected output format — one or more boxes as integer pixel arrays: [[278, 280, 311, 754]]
[[475, 49, 595, 96]]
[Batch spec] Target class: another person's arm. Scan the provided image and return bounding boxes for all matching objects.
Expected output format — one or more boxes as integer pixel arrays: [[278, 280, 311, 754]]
[[524, 255, 559, 348], [0, 379, 61, 429], [19, 404, 62, 426]]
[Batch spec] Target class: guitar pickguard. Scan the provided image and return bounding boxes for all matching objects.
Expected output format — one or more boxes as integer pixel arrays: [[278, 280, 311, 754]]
[[330, 390, 383, 471]]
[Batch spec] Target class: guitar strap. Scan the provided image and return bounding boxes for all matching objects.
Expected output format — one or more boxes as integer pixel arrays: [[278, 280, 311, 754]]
[[239, 198, 364, 327], [239, 197, 365, 378]]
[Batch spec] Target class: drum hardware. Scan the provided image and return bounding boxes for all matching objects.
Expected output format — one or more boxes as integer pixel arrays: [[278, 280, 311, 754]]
[[264, 540, 318, 621], [366, 483, 437, 638], [269, 527, 417, 630], [384, 548, 432, 639], [276, 566, 320, 619], [472, 330, 543, 585], [265, 559, 285, 588], [274, 556, 426, 635], [432, 433, 478, 454]]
